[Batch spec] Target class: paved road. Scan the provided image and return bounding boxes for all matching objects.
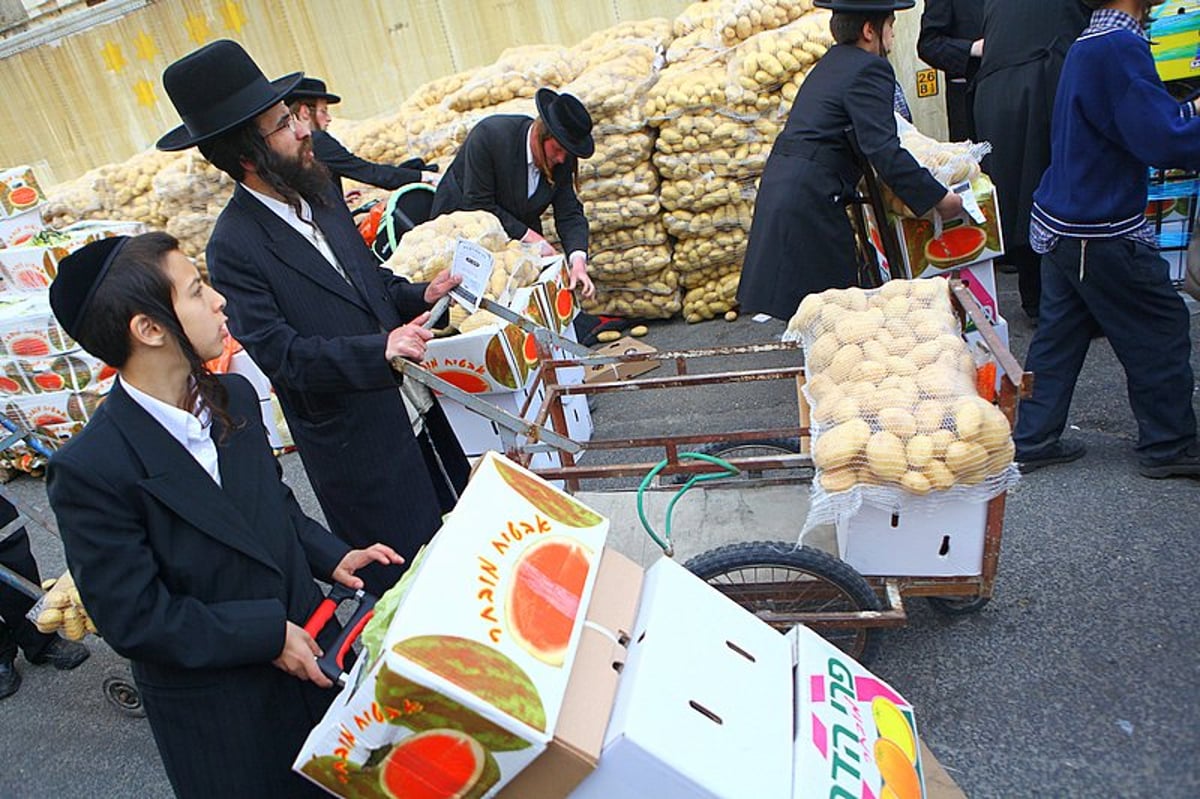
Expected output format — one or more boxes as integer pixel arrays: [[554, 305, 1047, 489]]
[[1, 270, 1197, 798]]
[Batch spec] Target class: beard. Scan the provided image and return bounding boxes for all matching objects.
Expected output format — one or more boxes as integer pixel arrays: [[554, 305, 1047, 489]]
[[259, 139, 333, 207]]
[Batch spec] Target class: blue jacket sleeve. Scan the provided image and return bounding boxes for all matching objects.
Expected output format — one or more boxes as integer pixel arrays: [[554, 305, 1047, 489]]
[[1109, 40, 1200, 170]]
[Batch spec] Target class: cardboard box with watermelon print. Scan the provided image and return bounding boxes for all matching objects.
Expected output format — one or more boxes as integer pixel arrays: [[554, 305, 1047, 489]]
[[0, 167, 46, 220], [0, 293, 77, 359], [295, 452, 610, 799], [893, 177, 1005, 279], [424, 258, 574, 396], [2, 385, 110, 440]]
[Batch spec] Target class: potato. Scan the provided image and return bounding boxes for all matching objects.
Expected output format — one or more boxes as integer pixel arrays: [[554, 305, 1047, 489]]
[[945, 440, 989, 476], [900, 470, 933, 495], [930, 429, 957, 459], [825, 344, 863, 384], [914, 399, 948, 434], [851, 360, 888, 384], [906, 434, 934, 469], [977, 404, 1013, 452], [877, 407, 918, 439], [805, 334, 841, 371], [953, 397, 985, 441], [597, 330, 622, 343], [865, 431, 907, 482], [35, 607, 63, 633], [813, 418, 871, 470], [925, 459, 956, 491], [820, 465, 859, 493]]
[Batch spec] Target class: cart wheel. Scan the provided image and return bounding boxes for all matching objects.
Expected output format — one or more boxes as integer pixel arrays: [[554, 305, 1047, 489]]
[[685, 541, 882, 664], [671, 438, 806, 484], [102, 675, 145, 718], [926, 595, 991, 616]]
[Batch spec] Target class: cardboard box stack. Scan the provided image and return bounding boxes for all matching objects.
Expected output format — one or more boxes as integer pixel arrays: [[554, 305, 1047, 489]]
[[298, 454, 949, 799]]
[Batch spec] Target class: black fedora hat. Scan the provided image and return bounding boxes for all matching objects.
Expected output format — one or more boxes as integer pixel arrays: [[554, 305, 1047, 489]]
[[157, 39, 303, 152], [814, 0, 916, 10], [49, 236, 130, 342], [534, 88, 594, 160], [286, 77, 341, 105]]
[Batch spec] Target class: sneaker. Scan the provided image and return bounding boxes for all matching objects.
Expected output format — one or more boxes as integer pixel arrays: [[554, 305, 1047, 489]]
[[1139, 444, 1200, 479], [26, 638, 90, 670], [1016, 439, 1086, 473]]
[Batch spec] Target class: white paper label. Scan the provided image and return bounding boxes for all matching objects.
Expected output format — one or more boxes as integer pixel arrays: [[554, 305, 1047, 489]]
[[450, 239, 495, 312]]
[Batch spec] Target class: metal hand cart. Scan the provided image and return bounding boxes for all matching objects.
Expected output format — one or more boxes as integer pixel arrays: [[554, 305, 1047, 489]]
[[430, 281, 1032, 665]]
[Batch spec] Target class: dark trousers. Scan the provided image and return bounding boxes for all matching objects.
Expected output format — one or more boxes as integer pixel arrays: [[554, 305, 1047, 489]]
[[1014, 238, 1197, 463], [0, 496, 54, 663]]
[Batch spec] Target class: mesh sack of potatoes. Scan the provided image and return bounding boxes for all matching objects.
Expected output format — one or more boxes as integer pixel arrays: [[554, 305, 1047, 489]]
[[660, 171, 757, 213], [664, 201, 755, 238], [716, 0, 815, 48], [585, 195, 661, 234], [673, 226, 748, 273], [578, 162, 660, 203], [573, 18, 673, 69], [726, 9, 831, 106], [579, 132, 655, 182], [29, 571, 95, 641], [583, 265, 682, 320], [446, 45, 581, 113], [682, 265, 741, 323], [591, 218, 671, 251], [41, 171, 107, 228], [92, 149, 181, 227], [382, 210, 510, 282], [667, 0, 732, 63], [644, 57, 734, 124], [588, 243, 673, 283], [405, 68, 481, 113], [784, 279, 1019, 531], [678, 250, 747, 289], [153, 150, 233, 218], [341, 110, 414, 165], [882, 116, 994, 217]]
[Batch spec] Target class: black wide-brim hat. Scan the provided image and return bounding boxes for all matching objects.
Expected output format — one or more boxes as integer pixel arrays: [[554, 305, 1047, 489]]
[[814, 0, 916, 10], [157, 39, 303, 152], [534, 88, 595, 160], [286, 77, 341, 105]]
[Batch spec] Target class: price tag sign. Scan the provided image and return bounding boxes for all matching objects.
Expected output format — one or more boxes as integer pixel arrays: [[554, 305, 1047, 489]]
[[449, 239, 494, 313], [916, 68, 940, 98]]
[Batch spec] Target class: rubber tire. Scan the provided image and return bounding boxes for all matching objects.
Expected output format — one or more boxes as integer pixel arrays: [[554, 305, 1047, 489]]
[[670, 437, 805, 484], [926, 595, 991, 616], [684, 541, 883, 664]]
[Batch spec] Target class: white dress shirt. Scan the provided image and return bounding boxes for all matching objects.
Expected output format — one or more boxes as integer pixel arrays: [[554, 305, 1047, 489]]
[[122, 376, 222, 486], [242, 185, 348, 282], [524, 125, 585, 267]]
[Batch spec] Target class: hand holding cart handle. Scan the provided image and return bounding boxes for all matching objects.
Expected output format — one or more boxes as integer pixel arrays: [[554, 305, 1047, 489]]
[[303, 582, 377, 686]]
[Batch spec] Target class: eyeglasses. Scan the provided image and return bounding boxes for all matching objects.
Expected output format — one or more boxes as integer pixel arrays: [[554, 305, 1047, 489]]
[[261, 114, 298, 139]]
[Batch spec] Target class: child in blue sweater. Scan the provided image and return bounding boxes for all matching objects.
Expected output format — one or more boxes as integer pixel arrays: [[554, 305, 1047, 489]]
[[1014, 0, 1200, 479]]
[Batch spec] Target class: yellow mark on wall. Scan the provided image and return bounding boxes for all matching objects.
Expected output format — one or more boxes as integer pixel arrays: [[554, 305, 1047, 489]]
[[133, 79, 157, 107], [915, 68, 940, 99], [134, 32, 158, 62], [220, 1, 247, 33], [185, 13, 212, 44], [101, 41, 127, 73]]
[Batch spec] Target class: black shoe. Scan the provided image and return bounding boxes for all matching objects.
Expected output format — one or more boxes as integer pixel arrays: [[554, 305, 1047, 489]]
[[1139, 443, 1200, 479], [0, 660, 20, 700], [1017, 439, 1086, 473], [27, 638, 90, 670]]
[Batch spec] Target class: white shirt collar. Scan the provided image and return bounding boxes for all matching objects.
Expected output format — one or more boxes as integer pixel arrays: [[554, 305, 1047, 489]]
[[525, 123, 540, 199], [121, 376, 221, 485], [242, 183, 313, 227]]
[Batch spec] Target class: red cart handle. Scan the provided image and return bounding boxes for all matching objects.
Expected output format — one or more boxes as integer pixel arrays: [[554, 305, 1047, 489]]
[[303, 583, 377, 686]]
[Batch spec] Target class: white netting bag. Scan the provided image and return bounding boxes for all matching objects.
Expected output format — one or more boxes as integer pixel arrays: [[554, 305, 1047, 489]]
[[784, 279, 1019, 531]]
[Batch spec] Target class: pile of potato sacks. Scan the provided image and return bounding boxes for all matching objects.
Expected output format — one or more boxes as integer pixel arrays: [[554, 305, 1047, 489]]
[[787, 279, 1015, 503], [38, 0, 855, 325]]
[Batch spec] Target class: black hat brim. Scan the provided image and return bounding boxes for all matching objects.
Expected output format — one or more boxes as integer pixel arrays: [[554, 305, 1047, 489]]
[[535, 87, 595, 160], [287, 89, 342, 105], [156, 72, 304, 152], [814, 0, 916, 10]]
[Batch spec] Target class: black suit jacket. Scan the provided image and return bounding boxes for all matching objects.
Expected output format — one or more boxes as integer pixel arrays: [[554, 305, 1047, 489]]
[[431, 115, 589, 255], [738, 45, 947, 319], [918, 0, 984, 140], [205, 185, 468, 594], [47, 376, 346, 799], [312, 129, 421, 195]]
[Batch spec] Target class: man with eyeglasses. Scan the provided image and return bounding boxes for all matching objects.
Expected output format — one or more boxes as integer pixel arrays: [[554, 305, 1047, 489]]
[[285, 77, 440, 198], [156, 40, 471, 596]]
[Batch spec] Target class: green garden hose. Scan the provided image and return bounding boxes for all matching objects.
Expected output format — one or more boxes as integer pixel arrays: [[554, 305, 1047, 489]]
[[637, 452, 740, 556]]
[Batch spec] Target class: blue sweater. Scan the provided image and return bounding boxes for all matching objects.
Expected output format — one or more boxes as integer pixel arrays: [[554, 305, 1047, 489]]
[[1031, 23, 1200, 239]]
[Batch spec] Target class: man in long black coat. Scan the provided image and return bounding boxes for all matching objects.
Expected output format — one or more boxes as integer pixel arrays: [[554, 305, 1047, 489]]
[[285, 77, 439, 197], [972, 0, 1091, 320], [917, 0, 984, 141], [738, 0, 962, 321], [432, 88, 596, 298], [157, 40, 470, 596]]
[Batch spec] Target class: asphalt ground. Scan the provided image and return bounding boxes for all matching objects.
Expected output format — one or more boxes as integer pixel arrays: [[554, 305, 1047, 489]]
[[1, 268, 1197, 798]]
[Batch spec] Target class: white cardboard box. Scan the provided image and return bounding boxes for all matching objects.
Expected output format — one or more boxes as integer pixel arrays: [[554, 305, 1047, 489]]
[[571, 557, 795, 799], [835, 497, 988, 577]]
